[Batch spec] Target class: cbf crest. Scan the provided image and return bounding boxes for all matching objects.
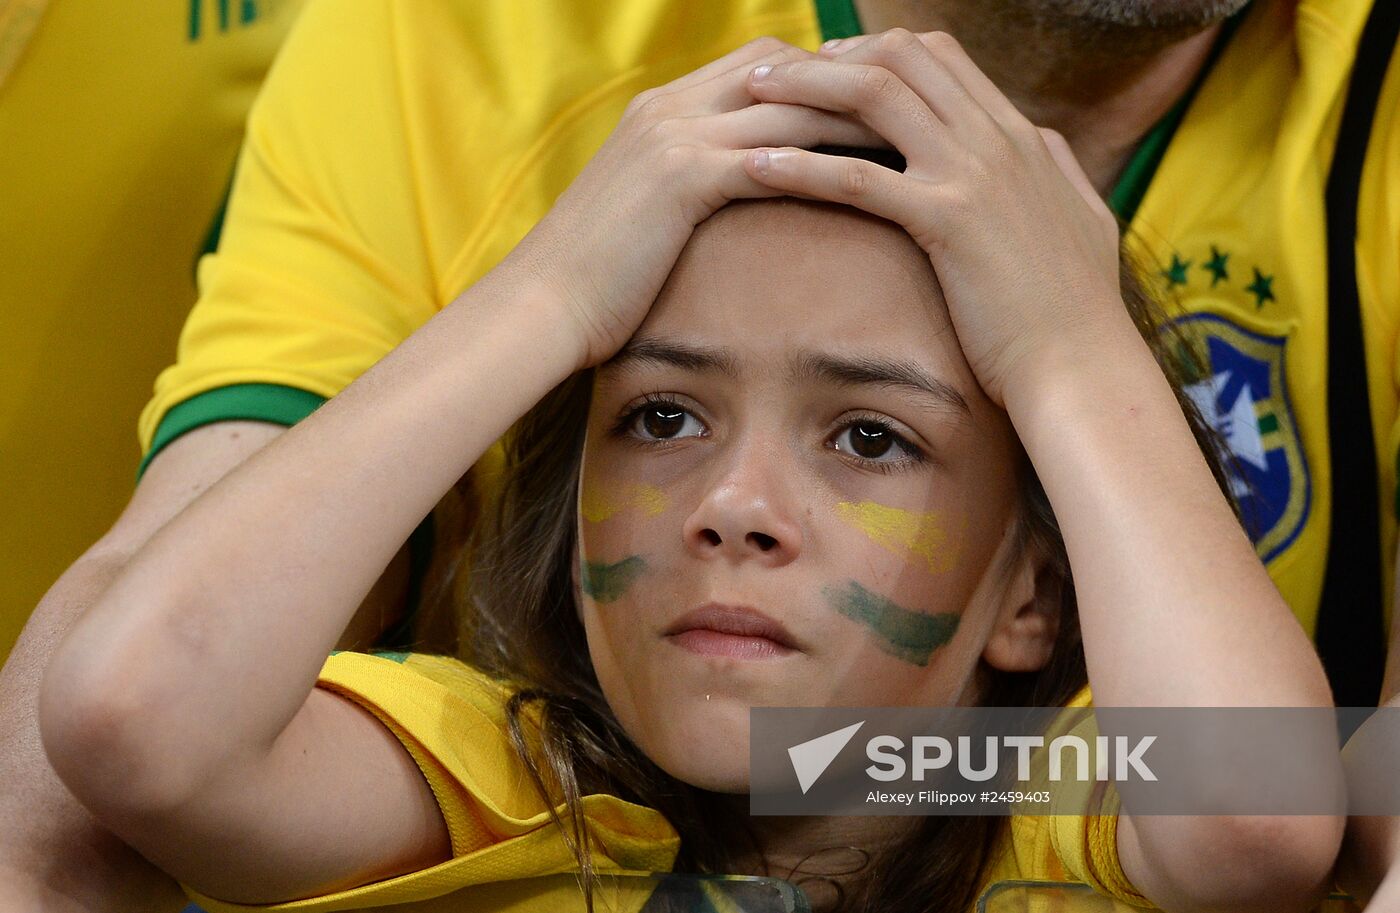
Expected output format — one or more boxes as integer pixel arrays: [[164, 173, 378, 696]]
[[1168, 314, 1310, 563]]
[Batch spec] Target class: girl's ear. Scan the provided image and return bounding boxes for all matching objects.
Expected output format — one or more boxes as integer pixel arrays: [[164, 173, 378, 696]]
[[981, 545, 1063, 674]]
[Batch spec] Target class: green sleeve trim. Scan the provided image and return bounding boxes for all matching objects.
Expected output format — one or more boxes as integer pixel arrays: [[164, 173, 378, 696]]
[[1108, 6, 1248, 223], [138, 383, 326, 479], [141, 381, 435, 646], [814, 0, 862, 42]]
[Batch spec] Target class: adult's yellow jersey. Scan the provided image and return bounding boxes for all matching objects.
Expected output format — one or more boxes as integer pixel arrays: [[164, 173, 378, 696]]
[[136, 0, 1400, 642], [0, 0, 304, 661], [1125, 0, 1400, 644]]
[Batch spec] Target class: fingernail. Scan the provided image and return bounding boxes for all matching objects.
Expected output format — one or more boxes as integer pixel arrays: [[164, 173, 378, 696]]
[[753, 149, 771, 174], [821, 38, 843, 51], [751, 64, 772, 82]]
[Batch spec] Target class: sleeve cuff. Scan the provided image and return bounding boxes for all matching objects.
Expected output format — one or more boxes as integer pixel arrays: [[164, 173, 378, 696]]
[[138, 383, 326, 478]]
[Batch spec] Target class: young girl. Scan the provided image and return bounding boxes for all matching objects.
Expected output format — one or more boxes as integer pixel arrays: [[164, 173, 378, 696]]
[[38, 30, 1339, 913]]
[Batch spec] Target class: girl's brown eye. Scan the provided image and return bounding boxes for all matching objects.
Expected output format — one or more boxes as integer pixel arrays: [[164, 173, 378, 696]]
[[848, 422, 893, 459], [643, 406, 686, 438], [832, 419, 924, 468]]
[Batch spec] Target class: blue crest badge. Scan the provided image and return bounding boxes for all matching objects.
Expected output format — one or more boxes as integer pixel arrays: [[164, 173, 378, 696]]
[[1170, 314, 1310, 563]]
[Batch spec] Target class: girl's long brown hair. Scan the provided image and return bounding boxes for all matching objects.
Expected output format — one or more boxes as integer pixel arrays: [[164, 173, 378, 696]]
[[427, 171, 1236, 912]]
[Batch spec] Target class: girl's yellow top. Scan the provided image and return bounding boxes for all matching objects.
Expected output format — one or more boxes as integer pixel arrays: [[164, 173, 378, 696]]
[[184, 651, 1146, 913]]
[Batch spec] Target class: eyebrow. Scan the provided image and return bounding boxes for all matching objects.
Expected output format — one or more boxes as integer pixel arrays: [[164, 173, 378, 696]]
[[792, 352, 972, 419], [607, 338, 738, 377], [605, 337, 971, 419]]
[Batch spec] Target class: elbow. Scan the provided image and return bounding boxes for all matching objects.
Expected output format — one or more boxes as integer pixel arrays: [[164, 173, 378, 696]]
[[1212, 814, 1343, 913], [1138, 814, 1343, 913], [38, 634, 203, 823]]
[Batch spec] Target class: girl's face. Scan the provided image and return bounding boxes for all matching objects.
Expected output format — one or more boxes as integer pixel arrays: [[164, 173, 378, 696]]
[[577, 200, 1058, 793]]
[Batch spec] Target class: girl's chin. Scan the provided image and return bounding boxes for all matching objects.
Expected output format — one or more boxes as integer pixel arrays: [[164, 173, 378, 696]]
[[660, 762, 751, 795], [627, 702, 752, 793]]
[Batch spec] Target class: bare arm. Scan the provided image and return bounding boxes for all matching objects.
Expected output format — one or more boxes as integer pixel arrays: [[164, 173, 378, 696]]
[[0, 421, 410, 911], [1005, 331, 1342, 913], [37, 272, 578, 902], [33, 36, 893, 902]]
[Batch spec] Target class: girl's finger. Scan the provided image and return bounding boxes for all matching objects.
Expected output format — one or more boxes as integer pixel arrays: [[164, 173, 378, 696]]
[[705, 102, 893, 152], [653, 36, 798, 96], [819, 29, 993, 141], [742, 146, 930, 232], [693, 146, 819, 206], [903, 31, 1028, 135], [687, 44, 817, 113], [824, 30, 1028, 139], [746, 60, 948, 161], [817, 35, 871, 57]]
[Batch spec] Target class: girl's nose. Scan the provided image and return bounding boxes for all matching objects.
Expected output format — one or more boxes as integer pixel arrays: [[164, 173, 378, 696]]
[[682, 461, 803, 567]]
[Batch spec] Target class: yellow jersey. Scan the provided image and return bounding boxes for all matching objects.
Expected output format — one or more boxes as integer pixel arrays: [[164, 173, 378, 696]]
[[1125, 0, 1400, 643], [0, 0, 305, 660]]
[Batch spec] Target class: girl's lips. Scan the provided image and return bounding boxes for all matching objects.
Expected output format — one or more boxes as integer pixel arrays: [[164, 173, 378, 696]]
[[667, 628, 796, 659], [663, 603, 802, 658]]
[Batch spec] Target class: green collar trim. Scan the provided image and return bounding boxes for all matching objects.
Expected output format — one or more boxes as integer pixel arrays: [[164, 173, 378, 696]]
[[814, 0, 862, 41], [1108, 6, 1249, 222]]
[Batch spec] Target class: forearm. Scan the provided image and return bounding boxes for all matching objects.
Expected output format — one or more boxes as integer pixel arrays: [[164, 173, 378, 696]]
[[1005, 312, 1339, 912], [40, 270, 583, 808], [1, 549, 189, 913], [1004, 313, 1328, 709]]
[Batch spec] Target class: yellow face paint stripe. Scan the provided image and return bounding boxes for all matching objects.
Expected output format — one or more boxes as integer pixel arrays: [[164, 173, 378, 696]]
[[581, 482, 669, 523], [835, 501, 959, 574]]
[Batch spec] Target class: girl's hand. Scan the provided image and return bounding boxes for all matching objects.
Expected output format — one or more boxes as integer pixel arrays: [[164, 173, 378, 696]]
[[741, 29, 1124, 406], [500, 37, 888, 370]]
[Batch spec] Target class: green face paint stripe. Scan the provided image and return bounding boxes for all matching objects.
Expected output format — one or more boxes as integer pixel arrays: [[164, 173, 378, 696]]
[[580, 556, 647, 603], [822, 581, 960, 666]]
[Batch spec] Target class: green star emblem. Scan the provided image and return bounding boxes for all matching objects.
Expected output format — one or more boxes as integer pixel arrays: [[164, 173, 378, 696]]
[[1162, 253, 1192, 287], [1245, 268, 1276, 309], [1204, 246, 1230, 286]]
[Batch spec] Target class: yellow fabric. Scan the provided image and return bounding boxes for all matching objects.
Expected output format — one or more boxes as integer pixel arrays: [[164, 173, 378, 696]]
[[0, 0, 304, 661], [186, 652, 681, 912], [139, 0, 1400, 642], [136, 0, 826, 450], [184, 655, 1135, 912], [0, 0, 47, 88], [988, 688, 1153, 910], [1127, 0, 1400, 637]]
